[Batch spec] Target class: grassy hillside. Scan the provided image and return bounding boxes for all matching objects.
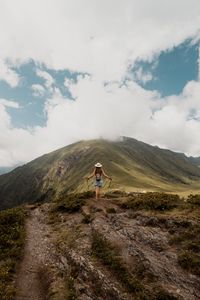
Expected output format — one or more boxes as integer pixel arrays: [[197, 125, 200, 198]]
[[0, 137, 200, 210], [189, 156, 200, 167], [0, 167, 15, 175]]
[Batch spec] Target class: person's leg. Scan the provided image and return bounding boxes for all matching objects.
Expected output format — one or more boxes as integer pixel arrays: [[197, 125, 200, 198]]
[[95, 186, 100, 199]]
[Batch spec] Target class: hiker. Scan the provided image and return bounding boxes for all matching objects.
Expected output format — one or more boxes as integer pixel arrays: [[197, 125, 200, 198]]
[[86, 162, 112, 199]]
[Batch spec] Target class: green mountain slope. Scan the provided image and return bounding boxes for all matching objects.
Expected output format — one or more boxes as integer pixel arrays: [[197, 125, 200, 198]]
[[0, 137, 200, 210], [188, 156, 200, 167], [0, 166, 15, 175]]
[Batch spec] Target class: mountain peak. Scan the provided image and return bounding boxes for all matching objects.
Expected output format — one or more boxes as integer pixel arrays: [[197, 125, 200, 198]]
[[0, 137, 200, 210]]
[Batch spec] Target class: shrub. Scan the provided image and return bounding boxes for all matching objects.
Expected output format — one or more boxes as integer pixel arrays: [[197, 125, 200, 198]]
[[0, 207, 26, 300], [106, 207, 117, 214], [170, 224, 200, 276], [121, 192, 180, 211], [53, 191, 95, 213], [76, 191, 95, 199], [187, 194, 200, 207], [155, 289, 179, 300], [81, 214, 93, 224], [178, 251, 200, 276], [104, 190, 127, 198]]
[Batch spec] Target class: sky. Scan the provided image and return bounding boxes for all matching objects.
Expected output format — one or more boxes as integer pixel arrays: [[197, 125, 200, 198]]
[[1, 0, 200, 167]]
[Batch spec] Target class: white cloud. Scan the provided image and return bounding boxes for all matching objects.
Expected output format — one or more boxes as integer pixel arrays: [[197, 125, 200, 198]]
[[0, 0, 200, 81], [36, 69, 54, 88], [31, 84, 45, 97], [0, 59, 20, 87], [132, 67, 154, 84], [1, 1, 200, 166], [64, 77, 75, 88], [2, 77, 200, 167], [0, 98, 19, 108], [198, 45, 200, 81]]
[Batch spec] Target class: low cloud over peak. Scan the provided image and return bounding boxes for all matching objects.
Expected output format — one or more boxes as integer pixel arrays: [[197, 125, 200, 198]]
[[0, 0, 200, 166]]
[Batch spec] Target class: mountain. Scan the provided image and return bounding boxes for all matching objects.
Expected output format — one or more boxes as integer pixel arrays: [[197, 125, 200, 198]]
[[0, 137, 200, 210], [0, 166, 16, 175], [188, 156, 200, 167]]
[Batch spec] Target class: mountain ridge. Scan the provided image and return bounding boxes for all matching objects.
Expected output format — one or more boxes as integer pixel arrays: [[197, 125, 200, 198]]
[[0, 137, 200, 210]]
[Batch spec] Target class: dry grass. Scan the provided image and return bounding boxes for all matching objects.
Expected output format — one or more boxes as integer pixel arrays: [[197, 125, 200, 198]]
[[91, 229, 145, 294], [120, 192, 181, 211], [0, 206, 27, 300]]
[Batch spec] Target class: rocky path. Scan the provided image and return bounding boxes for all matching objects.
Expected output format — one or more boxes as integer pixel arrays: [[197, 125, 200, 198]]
[[15, 206, 53, 300], [13, 197, 200, 300], [91, 199, 200, 300]]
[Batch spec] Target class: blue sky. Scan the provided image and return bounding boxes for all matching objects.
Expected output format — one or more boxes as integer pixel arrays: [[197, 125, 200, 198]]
[[0, 61, 81, 128], [132, 40, 199, 97], [1, 40, 199, 129]]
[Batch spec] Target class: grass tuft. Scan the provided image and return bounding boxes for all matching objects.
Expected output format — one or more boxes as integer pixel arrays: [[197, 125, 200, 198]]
[[91, 229, 144, 294], [106, 207, 117, 214], [91, 230, 180, 299], [178, 251, 200, 276], [170, 224, 200, 276], [0, 207, 26, 300], [52, 191, 94, 213], [155, 288, 179, 300], [187, 193, 200, 207], [121, 192, 181, 211], [65, 276, 78, 300], [81, 214, 93, 224], [104, 190, 127, 198]]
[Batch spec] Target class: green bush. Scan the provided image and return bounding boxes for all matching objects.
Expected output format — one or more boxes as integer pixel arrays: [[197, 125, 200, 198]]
[[54, 194, 84, 213], [53, 191, 95, 213], [104, 190, 127, 198], [170, 224, 200, 276], [81, 214, 93, 224], [51, 191, 94, 213], [178, 251, 200, 276], [121, 192, 180, 211], [55, 197, 85, 213], [106, 207, 117, 214], [75, 191, 95, 199], [187, 194, 200, 207], [0, 207, 26, 300], [155, 289, 179, 300]]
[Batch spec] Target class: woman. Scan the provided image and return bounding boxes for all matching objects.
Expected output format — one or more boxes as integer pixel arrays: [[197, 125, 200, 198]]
[[87, 162, 112, 199]]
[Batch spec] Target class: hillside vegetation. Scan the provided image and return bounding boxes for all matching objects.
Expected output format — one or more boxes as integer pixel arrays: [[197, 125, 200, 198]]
[[0, 137, 200, 210], [0, 206, 26, 300], [2, 191, 199, 300], [189, 156, 200, 167]]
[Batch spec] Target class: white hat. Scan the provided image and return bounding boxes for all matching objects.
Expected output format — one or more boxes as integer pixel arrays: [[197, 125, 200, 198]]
[[95, 162, 102, 167]]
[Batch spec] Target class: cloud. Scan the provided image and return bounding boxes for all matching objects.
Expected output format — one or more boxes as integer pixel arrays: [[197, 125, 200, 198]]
[[1, 76, 200, 167], [36, 69, 54, 88], [131, 67, 154, 84], [142, 81, 200, 154], [31, 84, 45, 97], [198, 45, 200, 81], [0, 98, 20, 108], [0, 0, 200, 81], [0, 59, 20, 87], [64, 77, 75, 88], [1, 1, 200, 166]]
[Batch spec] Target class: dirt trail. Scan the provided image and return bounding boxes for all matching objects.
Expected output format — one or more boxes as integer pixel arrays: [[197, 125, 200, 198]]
[[15, 206, 53, 300]]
